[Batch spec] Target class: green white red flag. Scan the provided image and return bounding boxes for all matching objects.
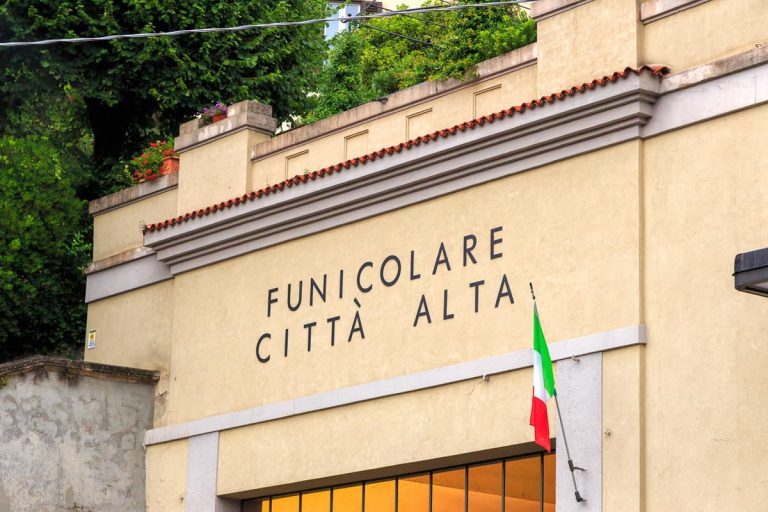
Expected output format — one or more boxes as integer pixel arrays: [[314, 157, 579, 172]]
[[530, 302, 555, 452]]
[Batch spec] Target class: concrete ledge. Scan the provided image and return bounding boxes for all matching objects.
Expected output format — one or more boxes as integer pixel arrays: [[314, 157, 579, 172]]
[[85, 250, 172, 303], [530, 0, 593, 21], [660, 44, 768, 92], [89, 173, 178, 216], [250, 44, 537, 161], [175, 100, 277, 153], [146, 71, 660, 275], [645, 52, 768, 138], [226, 442, 547, 500], [144, 324, 646, 446], [84, 246, 155, 274], [640, 0, 711, 24], [0, 355, 159, 384]]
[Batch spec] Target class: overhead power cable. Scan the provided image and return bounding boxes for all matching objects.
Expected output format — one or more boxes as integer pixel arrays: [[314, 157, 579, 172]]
[[0, 1, 533, 48], [355, 22, 439, 48], [378, 5, 451, 29]]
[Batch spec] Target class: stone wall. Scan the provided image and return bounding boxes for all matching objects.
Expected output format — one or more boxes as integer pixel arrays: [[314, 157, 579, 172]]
[[0, 357, 157, 512]]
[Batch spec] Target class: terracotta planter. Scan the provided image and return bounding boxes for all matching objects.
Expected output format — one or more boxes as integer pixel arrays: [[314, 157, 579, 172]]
[[212, 113, 227, 123], [161, 156, 180, 176]]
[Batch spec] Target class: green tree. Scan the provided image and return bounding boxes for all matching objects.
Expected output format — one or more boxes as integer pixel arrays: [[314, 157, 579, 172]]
[[0, 135, 89, 361], [306, 0, 536, 123], [0, 0, 327, 177]]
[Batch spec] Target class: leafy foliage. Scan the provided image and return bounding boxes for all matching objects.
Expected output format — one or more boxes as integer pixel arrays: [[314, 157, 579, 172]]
[[0, 136, 89, 360], [129, 139, 175, 183], [0, 1, 329, 360], [0, 0, 328, 174], [305, 0, 536, 123]]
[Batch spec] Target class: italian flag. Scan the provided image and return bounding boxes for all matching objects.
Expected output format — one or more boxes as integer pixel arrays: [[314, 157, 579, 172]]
[[530, 303, 555, 452]]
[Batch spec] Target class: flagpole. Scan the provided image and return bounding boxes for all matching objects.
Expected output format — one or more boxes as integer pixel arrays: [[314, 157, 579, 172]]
[[529, 283, 586, 504]]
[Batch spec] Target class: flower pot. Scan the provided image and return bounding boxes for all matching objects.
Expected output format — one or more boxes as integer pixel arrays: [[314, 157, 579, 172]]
[[213, 113, 227, 123], [161, 156, 180, 176]]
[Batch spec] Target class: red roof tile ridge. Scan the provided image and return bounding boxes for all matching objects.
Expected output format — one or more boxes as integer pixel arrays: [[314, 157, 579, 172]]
[[143, 65, 669, 234]]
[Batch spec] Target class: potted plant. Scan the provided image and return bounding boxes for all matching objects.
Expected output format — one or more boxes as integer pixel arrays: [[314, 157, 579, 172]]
[[199, 101, 228, 126], [129, 140, 178, 184]]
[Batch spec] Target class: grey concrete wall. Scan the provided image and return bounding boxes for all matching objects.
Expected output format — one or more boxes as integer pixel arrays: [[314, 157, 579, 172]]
[[0, 368, 155, 512], [556, 353, 602, 512]]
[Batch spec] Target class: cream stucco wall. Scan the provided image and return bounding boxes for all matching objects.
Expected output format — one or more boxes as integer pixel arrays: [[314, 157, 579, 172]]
[[85, 280, 174, 425], [251, 65, 538, 188], [146, 439, 188, 512], [603, 346, 644, 512], [643, 0, 768, 73], [217, 369, 550, 496], [164, 141, 641, 425], [85, 280, 174, 372], [178, 129, 271, 214], [536, 0, 642, 96], [92, 188, 177, 261], [642, 104, 768, 510]]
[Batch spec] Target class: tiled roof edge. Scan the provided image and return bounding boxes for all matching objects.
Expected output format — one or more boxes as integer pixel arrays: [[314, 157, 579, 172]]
[[144, 65, 670, 234]]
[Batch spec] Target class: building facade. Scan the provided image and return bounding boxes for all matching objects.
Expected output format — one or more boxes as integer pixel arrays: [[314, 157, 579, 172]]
[[84, 0, 768, 510]]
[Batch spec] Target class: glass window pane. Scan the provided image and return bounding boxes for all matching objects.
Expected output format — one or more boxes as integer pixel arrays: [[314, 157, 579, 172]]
[[365, 480, 395, 512], [272, 495, 299, 512], [397, 473, 429, 512], [303, 490, 330, 512], [432, 468, 465, 512], [333, 485, 362, 512], [468, 463, 502, 512], [242, 498, 269, 512], [505, 456, 541, 512], [543, 454, 555, 512]]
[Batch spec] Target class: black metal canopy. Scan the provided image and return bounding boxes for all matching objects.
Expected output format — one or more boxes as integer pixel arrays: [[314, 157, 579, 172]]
[[734, 247, 768, 298]]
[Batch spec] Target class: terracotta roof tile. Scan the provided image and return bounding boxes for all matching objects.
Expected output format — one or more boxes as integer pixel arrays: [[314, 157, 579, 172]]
[[143, 66, 669, 234]]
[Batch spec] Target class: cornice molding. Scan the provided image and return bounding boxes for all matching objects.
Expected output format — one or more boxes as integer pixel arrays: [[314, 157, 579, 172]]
[[85, 249, 172, 303], [145, 72, 661, 275], [144, 324, 646, 446], [84, 56, 768, 303]]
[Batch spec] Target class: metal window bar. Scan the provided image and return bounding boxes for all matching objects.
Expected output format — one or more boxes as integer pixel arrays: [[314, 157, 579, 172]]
[[428, 471, 433, 512], [540, 453, 545, 512], [246, 453, 552, 512]]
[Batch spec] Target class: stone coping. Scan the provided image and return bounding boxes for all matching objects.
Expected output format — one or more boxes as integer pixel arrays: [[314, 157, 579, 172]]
[[530, 0, 593, 21], [0, 355, 159, 384], [87, 45, 537, 211], [84, 246, 155, 275], [250, 43, 538, 162], [640, 0, 711, 24], [660, 43, 768, 92], [89, 173, 178, 216], [175, 99, 278, 153]]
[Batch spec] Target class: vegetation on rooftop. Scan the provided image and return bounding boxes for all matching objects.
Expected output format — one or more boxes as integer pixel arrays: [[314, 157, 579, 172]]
[[303, 0, 536, 124]]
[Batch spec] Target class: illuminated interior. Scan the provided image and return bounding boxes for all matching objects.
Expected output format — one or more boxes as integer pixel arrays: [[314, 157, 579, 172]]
[[243, 453, 555, 512]]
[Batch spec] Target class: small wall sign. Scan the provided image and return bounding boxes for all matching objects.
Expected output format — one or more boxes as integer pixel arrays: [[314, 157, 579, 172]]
[[87, 330, 97, 350]]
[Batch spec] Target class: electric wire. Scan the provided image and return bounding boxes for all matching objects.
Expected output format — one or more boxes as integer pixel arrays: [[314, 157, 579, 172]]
[[379, 5, 451, 29], [0, 1, 534, 48], [355, 22, 439, 47]]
